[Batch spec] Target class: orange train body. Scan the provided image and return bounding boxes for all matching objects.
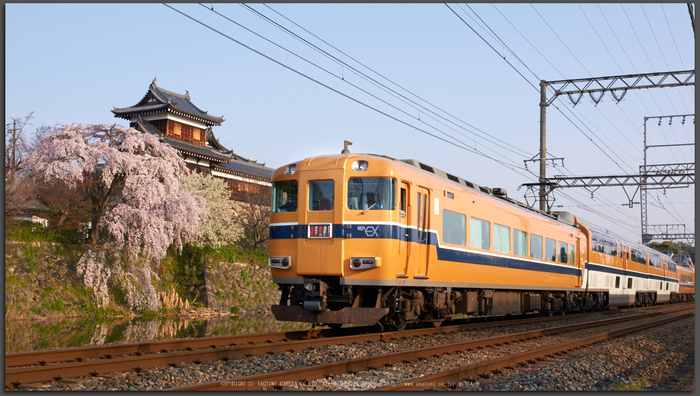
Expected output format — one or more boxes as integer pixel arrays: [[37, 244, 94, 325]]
[[268, 153, 694, 328]]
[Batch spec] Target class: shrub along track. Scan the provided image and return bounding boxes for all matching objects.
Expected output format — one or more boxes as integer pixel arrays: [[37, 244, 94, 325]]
[[5, 303, 692, 390]]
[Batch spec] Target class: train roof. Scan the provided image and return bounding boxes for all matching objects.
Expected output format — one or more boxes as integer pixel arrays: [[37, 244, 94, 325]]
[[395, 157, 564, 223]]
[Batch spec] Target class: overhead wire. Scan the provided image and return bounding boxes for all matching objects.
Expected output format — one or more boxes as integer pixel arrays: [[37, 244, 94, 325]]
[[164, 3, 536, 180], [449, 3, 647, 233], [250, 3, 533, 160], [465, 4, 693, 237]]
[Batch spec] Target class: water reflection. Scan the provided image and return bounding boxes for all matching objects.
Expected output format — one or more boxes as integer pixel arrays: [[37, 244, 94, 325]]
[[5, 314, 312, 353]]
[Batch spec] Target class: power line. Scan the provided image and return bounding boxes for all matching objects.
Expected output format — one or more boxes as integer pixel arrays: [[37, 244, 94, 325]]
[[164, 4, 536, 180], [250, 3, 533, 160]]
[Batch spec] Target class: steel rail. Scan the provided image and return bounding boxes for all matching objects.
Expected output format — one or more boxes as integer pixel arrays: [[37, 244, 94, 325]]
[[7, 304, 691, 387], [5, 310, 595, 387], [376, 310, 694, 391], [4, 325, 379, 369], [170, 308, 691, 390]]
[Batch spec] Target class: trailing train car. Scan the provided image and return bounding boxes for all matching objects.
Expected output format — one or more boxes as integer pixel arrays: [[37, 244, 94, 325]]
[[674, 259, 695, 302], [268, 153, 694, 329]]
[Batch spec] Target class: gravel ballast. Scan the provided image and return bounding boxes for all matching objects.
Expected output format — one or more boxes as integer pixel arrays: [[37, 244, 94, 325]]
[[14, 308, 695, 391]]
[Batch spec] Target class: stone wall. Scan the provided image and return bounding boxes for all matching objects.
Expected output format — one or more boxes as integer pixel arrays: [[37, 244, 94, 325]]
[[5, 241, 281, 319], [200, 260, 281, 315]]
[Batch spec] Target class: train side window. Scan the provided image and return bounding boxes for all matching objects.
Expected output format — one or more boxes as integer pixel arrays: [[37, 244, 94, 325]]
[[530, 234, 543, 260], [272, 180, 298, 213], [400, 188, 406, 217], [442, 210, 466, 246], [615, 276, 620, 288], [627, 278, 633, 289], [631, 247, 647, 265], [513, 229, 528, 257], [493, 224, 510, 254], [649, 254, 661, 268], [469, 217, 490, 250], [347, 178, 395, 211], [545, 238, 556, 262], [666, 282, 669, 290], [569, 244, 575, 265], [557, 241, 568, 263], [660, 282, 663, 290]]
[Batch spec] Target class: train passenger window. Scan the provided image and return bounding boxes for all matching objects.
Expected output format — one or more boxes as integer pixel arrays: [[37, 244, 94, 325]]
[[615, 276, 620, 288], [591, 230, 618, 257], [530, 234, 543, 260], [309, 180, 334, 211], [660, 282, 663, 290], [557, 242, 568, 263], [569, 244, 575, 265], [469, 217, 490, 250], [668, 261, 676, 272], [666, 282, 669, 290], [513, 229, 527, 257], [627, 278, 633, 289], [272, 180, 298, 213], [442, 210, 466, 246], [649, 254, 661, 268], [400, 188, 407, 217], [347, 178, 395, 211], [493, 224, 510, 254], [545, 238, 556, 262], [630, 247, 647, 265]]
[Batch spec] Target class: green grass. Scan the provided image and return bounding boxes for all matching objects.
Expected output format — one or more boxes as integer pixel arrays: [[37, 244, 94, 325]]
[[5, 221, 83, 244], [611, 375, 648, 391]]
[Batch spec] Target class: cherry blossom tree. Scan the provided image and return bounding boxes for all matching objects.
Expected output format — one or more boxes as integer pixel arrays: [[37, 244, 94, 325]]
[[25, 123, 206, 309], [179, 171, 243, 249]]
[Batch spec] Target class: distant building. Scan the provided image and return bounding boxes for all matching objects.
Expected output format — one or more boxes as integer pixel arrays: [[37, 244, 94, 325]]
[[112, 79, 272, 202]]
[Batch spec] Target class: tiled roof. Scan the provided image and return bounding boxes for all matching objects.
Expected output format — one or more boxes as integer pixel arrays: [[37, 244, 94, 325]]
[[218, 157, 274, 179], [133, 117, 234, 162], [113, 78, 224, 125]]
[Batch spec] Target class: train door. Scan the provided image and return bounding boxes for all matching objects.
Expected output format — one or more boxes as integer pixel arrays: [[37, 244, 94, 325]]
[[398, 182, 410, 277], [415, 187, 430, 279], [576, 237, 582, 287]]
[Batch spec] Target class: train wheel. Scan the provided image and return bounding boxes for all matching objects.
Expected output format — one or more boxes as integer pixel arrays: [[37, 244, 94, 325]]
[[429, 319, 444, 328], [395, 321, 408, 331]]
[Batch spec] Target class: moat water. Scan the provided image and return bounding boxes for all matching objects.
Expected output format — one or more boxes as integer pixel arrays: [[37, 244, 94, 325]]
[[5, 313, 312, 353]]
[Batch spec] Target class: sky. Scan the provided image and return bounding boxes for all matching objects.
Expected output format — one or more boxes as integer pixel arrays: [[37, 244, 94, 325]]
[[5, 3, 695, 246]]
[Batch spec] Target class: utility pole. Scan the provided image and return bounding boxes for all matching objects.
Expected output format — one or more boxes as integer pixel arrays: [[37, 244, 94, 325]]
[[641, 114, 695, 243], [534, 70, 695, 212]]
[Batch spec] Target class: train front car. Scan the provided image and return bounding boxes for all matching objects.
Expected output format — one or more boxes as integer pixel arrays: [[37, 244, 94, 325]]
[[269, 154, 401, 327]]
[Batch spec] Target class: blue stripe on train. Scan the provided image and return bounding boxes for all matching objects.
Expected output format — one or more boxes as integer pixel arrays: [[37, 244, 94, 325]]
[[270, 223, 581, 276], [587, 263, 679, 284]]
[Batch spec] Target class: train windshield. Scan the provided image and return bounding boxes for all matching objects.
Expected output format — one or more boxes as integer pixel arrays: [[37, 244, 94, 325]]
[[347, 178, 396, 211], [272, 180, 298, 213]]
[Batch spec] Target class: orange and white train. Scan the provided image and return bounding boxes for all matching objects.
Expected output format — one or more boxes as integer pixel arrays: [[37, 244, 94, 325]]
[[268, 153, 694, 329]]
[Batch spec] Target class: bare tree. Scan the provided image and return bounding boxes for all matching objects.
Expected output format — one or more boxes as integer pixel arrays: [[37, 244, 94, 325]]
[[233, 188, 271, 252], [5, 113, 36, 221], [5, 112, 33, 181]]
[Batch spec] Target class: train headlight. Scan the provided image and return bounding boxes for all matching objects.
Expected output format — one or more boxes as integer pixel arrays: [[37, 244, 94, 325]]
[[284, 164, 297, 175], [351, 160, 368, 171], [350, 257, 380, 270], [269, 256, 291, 269]]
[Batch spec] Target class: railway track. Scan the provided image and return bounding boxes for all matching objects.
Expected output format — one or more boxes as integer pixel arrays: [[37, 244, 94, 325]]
[[5, 303, 692, 389], [173, 305, 693, 390]]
